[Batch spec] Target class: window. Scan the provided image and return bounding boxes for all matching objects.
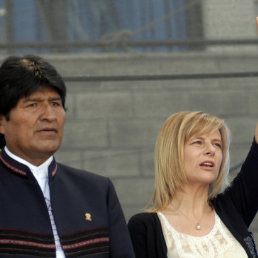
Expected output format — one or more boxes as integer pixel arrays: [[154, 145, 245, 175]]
[[0, 0, 203, 53]]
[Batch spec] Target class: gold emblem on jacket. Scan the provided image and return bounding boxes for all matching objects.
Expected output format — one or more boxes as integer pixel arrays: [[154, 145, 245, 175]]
[[85, 213, 92, 221]]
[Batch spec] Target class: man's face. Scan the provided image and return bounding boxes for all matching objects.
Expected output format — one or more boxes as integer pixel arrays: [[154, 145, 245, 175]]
[[0, 87, 66, 166]]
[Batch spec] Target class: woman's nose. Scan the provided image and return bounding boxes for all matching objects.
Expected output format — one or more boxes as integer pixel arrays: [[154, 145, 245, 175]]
[[205, 143, 216, 156]]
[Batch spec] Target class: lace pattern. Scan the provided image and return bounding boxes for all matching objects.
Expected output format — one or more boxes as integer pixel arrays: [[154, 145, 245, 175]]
[[158, 212, 248, 258]]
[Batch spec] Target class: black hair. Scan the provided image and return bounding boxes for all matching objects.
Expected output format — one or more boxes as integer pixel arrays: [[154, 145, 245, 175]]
[[0, 55, 67, 148]]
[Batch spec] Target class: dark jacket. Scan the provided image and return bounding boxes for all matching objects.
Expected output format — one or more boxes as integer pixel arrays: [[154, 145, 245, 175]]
[[128, 140, 258, 258], [0, 149, 135, 258]]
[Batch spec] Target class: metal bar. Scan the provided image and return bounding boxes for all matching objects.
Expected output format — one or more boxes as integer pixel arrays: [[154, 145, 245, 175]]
[[63, 71, 258, 82], [0, 39, 258, 50]]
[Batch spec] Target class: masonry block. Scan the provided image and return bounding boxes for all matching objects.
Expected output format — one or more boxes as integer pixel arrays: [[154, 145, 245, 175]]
[[82, 149, 140, 177], [109, 119, 162, 147], [249, 92, 258, 115], [229, 143, 252, 166], [62, 120, 108, 148], [133, 91, 189, 118], [113, 178, 154, 207], [76, 92, 133, 119], [203, 0, 255, 39], [186, 89, 250, 116], [140, 149, 155, 176], [65, 93, 76, 120], [217, 56, 258, 73], [55, 150, 83, 170], [226, 118, 257, 143]]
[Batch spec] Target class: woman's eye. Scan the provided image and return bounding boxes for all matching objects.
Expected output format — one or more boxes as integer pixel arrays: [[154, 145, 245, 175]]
[[214, 143, 222, 148], [192, 140, 202, 145]]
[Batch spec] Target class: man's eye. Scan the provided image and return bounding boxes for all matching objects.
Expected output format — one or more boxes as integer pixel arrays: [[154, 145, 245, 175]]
[[52, 102, 61, 106], [27, 103, 37, 108]]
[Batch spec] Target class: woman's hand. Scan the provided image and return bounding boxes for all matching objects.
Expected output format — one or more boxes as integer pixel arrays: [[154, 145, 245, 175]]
[[256, 17, 258, 34], [255, 121, 258, 143], [254, 17, 258, 143]]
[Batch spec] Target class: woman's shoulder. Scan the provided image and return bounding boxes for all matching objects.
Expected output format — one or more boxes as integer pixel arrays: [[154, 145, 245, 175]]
[[128, 212, 160, 228], [129, 211, 158, 220], [128, 211, 167, 255]]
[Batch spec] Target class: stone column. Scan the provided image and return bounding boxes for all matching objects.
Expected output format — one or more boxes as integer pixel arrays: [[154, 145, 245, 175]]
[[202, 0, 257, 51]]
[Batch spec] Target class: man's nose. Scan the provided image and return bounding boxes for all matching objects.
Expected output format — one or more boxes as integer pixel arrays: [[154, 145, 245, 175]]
[[40, 104, 56, 120]]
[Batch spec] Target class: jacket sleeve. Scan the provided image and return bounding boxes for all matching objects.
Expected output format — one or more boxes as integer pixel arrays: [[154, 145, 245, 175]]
[[128, 213, 167, 258], [222, 138, 258, 226], [127, 214, 149, 258], [107, 179, 135, 258]]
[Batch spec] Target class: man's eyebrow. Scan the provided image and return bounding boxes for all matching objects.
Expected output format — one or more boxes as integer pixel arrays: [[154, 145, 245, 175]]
[[48, 97, 62, 101], [22, 97, 42, 103], [23, 97, 62, 102]]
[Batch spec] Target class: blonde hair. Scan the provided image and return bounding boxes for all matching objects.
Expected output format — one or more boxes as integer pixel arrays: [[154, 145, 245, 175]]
[[149, 111, 231, 212]]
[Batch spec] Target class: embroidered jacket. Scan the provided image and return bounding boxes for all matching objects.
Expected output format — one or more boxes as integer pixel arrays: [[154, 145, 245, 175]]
[[0, 149, 134, 257]]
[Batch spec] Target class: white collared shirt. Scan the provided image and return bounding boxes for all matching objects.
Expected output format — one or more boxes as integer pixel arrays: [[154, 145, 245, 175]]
[[5, 147, 66, 258]]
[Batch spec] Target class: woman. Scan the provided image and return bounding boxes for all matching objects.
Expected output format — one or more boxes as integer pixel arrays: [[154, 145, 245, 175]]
[[128, 111, 258, 258]]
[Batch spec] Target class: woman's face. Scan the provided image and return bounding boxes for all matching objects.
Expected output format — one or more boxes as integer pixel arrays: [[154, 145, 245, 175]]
[[183, 129, 223, 186]]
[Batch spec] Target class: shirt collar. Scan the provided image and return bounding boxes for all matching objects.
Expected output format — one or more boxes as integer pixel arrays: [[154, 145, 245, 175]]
[[4, 146, 53, 180]]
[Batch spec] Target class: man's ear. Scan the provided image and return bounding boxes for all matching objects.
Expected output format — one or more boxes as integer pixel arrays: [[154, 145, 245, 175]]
[[0, 115, 7, 135]]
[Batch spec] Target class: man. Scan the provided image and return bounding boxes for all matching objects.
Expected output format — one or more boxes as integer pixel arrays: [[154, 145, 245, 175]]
[[0, 55, 134, 258]]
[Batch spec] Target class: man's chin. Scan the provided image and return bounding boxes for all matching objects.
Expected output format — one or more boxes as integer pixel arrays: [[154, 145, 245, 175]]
[[37, 144, 61, 156]]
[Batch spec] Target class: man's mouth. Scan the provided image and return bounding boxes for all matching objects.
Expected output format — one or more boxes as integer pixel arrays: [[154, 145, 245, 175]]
[[38, 128, 57, 133]]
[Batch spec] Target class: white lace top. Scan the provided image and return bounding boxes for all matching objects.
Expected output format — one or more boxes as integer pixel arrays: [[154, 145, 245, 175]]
[[157, 212, 248, 258]]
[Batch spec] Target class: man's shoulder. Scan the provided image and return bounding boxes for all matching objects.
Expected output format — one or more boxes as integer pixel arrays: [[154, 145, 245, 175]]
[[56, 162, 109, 185]]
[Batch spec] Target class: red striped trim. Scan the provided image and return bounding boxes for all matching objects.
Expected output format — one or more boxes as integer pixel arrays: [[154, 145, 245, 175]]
[[0, 228, 55, 238], [63, 237, 109, 250], [0, 239, 56, 249], [0, 153, 57, 177], [0, 154, 27, 176]]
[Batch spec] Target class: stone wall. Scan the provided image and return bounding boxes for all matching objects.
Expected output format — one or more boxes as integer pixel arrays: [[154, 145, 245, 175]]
[[42, 52, 258, 241], [1, 51, 257, 241]]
